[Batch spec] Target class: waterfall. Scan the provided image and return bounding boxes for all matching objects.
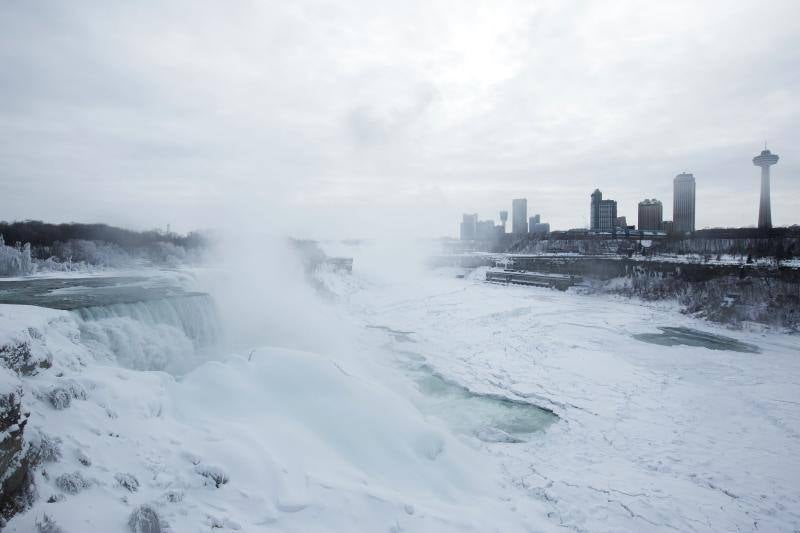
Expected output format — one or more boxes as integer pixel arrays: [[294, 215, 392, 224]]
[[71, 293, 221, 372]]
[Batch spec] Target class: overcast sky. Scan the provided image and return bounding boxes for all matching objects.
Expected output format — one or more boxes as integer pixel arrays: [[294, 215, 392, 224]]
[[1, 0, 798, 238]]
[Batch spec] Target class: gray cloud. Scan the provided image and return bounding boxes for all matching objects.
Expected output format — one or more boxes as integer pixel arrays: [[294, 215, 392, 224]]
[[1, 0, 798, 238]]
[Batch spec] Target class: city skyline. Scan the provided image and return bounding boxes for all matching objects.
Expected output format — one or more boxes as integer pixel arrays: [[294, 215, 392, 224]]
[[1, 2, 799, 240], [457, 145, 790, 236]]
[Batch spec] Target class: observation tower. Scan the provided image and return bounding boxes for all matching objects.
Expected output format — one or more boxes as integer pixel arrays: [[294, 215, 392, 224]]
[[753, 146, 779, 229]]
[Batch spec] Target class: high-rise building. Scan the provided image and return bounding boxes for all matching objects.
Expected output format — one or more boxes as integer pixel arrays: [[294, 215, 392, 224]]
[[599, 200, 617, 231], [590, 189, 617, 231], [616, 216, 628, 228], [590, 189, 602, 230], [753, 147, 779, 229], [476, 220, 499, 240], [531, 222, 550, 234], [662, 220, 674, 234], [512, 199, 528, 234], [673, 173, 696, 234], [638, 199, 663, 231], [459, 213, 477, 240], [499, 211, 508, 233], [528, 215, 541, 231]]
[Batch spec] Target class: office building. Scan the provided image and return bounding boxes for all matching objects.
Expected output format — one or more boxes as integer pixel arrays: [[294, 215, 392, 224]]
[[616, 216, 628, 228], [673, 173, 696, 233], [531, 222, 550, 234], [600, 201, 617, 231], [753, 147, 779, 229], [638, 199, 663, 231], [459, 213, 477, 240], [476, 220, 498, 240], [512, 199, 528, 234], [590, 189, 617, 231], [590, 189, 602, 230]]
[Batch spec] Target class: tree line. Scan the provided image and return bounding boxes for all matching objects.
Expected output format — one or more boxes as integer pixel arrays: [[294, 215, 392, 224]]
[[0, 220, 205, 251]]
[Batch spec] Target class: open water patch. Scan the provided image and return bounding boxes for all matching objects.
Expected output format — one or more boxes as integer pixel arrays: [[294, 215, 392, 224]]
[[0, 276, 198, 310], [368, 324, 557, 442], [634, 327, 760, 353], [412, 367, 557, 442]]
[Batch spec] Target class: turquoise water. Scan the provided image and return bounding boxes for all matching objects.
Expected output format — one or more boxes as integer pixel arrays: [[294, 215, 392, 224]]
[[634, 327, 760, 353], [0, 276, 201, 310], [369, 324, 557, 442]]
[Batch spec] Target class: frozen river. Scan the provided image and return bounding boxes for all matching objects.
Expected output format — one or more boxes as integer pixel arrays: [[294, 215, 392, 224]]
[[337, 265, 800, 532]]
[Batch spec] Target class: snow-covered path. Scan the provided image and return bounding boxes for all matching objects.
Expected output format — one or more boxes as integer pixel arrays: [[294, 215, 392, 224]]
[[342, 268, 800, 532]]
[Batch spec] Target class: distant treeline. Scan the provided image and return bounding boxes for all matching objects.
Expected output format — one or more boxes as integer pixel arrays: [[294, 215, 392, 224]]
[[0, 220, 208, 276], [0, 220, 205, 250]]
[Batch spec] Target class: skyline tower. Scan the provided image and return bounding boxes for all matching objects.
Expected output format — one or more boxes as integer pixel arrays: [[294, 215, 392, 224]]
[[590, 189, 602, 230], [512, 199, 527, 234], [638, 199, 663, 231], [753, 147, 779, 229], [459, 213, 477, 240], [673, 173, 696, 234], [590, 189, 617, 231], [499, 210, 508, 233]]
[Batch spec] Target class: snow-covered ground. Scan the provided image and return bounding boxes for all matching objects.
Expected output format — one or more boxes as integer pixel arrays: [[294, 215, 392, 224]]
[[2, 248, 799, 532], [320, 244, 800, 532]]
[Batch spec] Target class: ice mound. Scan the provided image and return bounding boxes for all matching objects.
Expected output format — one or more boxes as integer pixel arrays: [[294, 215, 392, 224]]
[[5, 313, 538, 532]]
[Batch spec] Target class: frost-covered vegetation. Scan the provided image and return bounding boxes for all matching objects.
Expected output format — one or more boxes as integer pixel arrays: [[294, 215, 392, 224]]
[[0, 221, 207, 276], [504, 227, 800, 261], [0, 237, 33, 277], [611, 272, 800, 330]]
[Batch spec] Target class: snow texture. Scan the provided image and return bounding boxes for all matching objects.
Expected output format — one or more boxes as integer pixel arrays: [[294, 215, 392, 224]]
[[1, 257, 798, 532]]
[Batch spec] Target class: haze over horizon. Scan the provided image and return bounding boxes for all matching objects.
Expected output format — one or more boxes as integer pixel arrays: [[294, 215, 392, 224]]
[[1, 0, 798, 239]]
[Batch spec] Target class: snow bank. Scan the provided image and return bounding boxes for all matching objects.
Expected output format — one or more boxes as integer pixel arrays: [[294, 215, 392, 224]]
[[1, 273, 548, 531], [2, 315, 545, 532]]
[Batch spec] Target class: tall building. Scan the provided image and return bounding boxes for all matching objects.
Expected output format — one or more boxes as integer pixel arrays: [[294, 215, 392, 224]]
[[673, 173, 696, 234], [528, 215, 541, 231], [459, 213, 477, 240], [512, 199, 528, 234], [590, 189, 617, 231], [499, 211, 508, 233], [590, 189, 602, 230], [531, 222, 550, 234], [476, 220, 498, 240], [753, 147, 779, 229], [599, 200, 617, 231], [638, 199, 663, 231], [616, 216, 628, 228]]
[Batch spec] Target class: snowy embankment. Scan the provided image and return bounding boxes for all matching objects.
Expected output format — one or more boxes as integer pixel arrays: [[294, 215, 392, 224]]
[[0, 269, 548, 532]]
